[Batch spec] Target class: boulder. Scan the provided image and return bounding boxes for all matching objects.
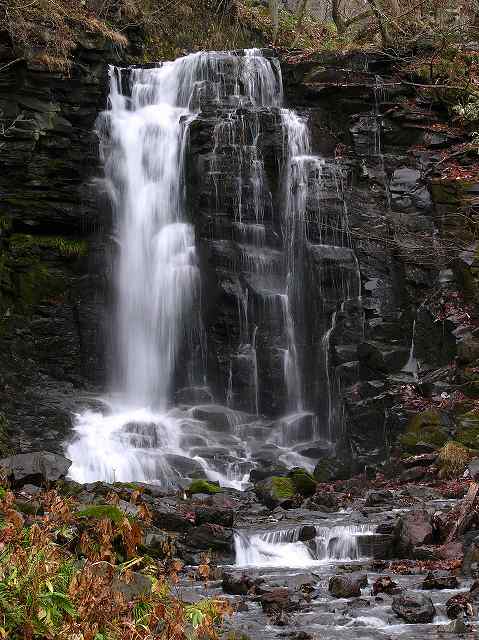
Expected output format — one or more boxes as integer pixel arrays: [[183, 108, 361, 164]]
[[400, 466, 426, 482], [302, 491, 340, 512], [412, 546, 442, 561], [288, 467, 316, 496], [365, 489, 394, 507], [185, 523, 233, 552], [0, 451, 71, 487], [259, 586, 300, 625], [187, 479, 222, 495], [463, 534, 479, 576], [112, 572, 152, 600], [329, 573, 368, 598], [298, 525, 317, 541], [401, 453, 437, 468], [188, 405, 249, 432], [141, 529, 175, 559], [194, 505, 234, 527], [446, 592, 475, 619], [313, 457, 351, 483], [422, 571, 459, 590], [222, 572, 255, 595], [163, 454, 206, 479], [392, 592, 435, 623], [372, 576, 400, 595], [254, 476, 296, 509], [249, 467, 288, 483], [395, 509, 433, 556], [467, 458, 479, 480], [152, 509, 195, 532]]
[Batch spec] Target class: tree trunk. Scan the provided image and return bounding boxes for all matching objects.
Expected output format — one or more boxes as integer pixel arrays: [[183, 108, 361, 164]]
[[365, 0, 392, 47], [292, 0, 309, 44], [332, 0, 345, 34], [269, 0, 279, 44]]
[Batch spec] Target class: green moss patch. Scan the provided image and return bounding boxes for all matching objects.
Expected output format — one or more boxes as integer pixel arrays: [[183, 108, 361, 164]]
[[0, 413, 10, 457], [76, 505, 126, 524], [10, 234, 87, 258], [455, 410, 479, 449], [399, 410, 449, 452], [187, 480, 222, 495], [270, 476, 296, 500], [288, 467, 316, 496]]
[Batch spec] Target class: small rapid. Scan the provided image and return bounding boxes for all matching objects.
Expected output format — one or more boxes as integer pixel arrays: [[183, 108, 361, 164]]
[[234, 524, 375, 568]]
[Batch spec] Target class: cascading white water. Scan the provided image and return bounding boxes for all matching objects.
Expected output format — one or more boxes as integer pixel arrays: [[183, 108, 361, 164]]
[[235, 524, 375, 568], [280, 111, 312, 412], [108, 66, 201, 407], [67, 50, 285, 486], [67, 47, 360, 486]]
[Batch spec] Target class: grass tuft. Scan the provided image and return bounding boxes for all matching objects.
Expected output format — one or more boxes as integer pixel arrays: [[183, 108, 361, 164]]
[[438, 441, 473, 478]]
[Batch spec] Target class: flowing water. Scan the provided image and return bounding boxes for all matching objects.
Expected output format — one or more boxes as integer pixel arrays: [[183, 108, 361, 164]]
[[235, 524, 375, 568], [67, 48, 360, 490]]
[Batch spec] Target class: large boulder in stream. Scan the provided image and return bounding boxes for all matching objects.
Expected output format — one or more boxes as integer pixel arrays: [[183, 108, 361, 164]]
[[184, 523, 233, 552], [329, 573, 368, 598], [422, 571, 459, 590], [395, 509, 433, 556], [392, 591, 436, 623], [0, 451, 71, 487]]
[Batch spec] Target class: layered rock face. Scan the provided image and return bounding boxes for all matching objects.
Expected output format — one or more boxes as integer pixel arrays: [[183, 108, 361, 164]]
[[1, 43, 478, 472], [0, 35, 120, 452]]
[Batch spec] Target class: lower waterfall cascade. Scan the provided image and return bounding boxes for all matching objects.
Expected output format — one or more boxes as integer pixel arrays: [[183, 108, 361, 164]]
[[66, 48, 362, 489], [234, 524, 376, 568]]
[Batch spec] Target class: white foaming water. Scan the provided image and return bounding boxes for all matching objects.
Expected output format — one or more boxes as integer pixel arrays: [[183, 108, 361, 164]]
[[235, 524, 375, 568]]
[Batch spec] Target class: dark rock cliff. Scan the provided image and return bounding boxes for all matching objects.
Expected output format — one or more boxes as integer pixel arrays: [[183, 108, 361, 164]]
[[0, 34, 122, 452], [1, 40, 479, 470]]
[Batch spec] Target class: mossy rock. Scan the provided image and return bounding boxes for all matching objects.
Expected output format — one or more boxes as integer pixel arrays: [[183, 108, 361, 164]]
[[55, 479, 84, 496], [113, 481, 144, 491], [255, 476, 296, 508], [187, 479, 222, 495], [455, 410, 479, 449], [399, 410, 449, 452], [9, 233, 87, 259], [253, 475, 297, 508], [270, 476, 296, 500], [288, 467, 316, 496], [76, 504, 126, 524], [313, 457, 351, 483]]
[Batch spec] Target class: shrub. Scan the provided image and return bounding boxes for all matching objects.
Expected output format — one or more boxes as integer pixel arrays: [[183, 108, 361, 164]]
[[0, 489, 232, 638]]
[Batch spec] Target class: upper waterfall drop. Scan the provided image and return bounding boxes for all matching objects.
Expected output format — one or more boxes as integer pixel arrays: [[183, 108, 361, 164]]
[[66, 48, 358, 487], [106, 64, 200, 408]]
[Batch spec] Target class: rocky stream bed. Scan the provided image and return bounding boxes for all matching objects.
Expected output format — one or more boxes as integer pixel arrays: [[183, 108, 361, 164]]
[[1, 450, 478, 639]]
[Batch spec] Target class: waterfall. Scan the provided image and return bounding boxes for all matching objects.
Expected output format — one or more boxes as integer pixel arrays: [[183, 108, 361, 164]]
[[66, 48, 360, 486], [235, 524, 375, 568]]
